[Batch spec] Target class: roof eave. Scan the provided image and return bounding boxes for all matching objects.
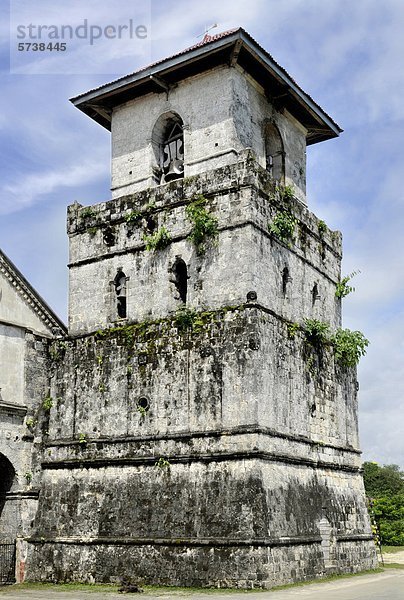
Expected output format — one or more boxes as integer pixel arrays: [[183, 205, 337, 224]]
[[71, 28, 342, 143]]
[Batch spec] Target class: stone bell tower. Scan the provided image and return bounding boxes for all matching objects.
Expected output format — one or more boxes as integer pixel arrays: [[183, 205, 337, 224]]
[[26, 29, 377, 588]]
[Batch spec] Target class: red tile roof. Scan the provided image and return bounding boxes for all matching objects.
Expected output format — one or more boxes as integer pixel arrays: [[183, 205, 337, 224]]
[[71, 27, 342, 143], [72, 28, 241, 101]]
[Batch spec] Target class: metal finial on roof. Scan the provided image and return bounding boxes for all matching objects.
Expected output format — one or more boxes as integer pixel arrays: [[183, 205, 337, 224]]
[[197, 23, 218, 42]]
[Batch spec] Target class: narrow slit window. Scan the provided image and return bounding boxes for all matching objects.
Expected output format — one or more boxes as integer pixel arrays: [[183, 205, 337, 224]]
[[312, 283, 320, 305], [114, 270, 127, 319], [282, 267, 291, 297], [171, 257, 188, 303]]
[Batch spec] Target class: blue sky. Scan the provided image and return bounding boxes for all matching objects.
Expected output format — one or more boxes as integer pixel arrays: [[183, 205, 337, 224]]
[[1, 0, 403, 468]]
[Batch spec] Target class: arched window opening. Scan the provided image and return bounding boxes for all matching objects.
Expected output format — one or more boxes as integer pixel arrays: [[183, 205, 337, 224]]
[[265, 123, 285, 183], [171, 257, 188, 303], [103, 227, 115, 247], [146, 215, 157, 233], [312, 283, 320, 305], [152, 113, 184, 185], [0, 454, 15, 518], [114, 269, 127, 319], [282, 267, 291, 297]]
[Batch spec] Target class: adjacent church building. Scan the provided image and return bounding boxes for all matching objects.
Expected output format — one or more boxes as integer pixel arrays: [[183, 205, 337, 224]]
[[0, 28, 377, 588]]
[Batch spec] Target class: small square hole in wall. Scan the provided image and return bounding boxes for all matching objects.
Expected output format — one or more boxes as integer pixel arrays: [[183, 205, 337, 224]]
[[129, 170, 132, 175]]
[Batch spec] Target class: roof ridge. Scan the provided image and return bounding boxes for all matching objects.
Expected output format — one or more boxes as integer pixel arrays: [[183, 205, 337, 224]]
[[71, 27, 243, 102]]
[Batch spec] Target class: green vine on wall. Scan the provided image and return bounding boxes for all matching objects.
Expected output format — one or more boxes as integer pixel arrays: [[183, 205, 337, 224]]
[[137, 405, 148, 418], [155, 457, 170, 469], [49, 340, 68, 362], [332, 328, 369, 367], [268, 210, 297, 246], [81, 207, 95, 219], [174, 306, 198, 332], [42, 396, 53, 411], [125, 209, 142, 225], [286, 322, 299, 339], [78, 433, 87, 445], [275, 184, 295, 202], [303, 319, 331, 348], [335, 271, 359, 299], [185, 195, 218, 254], [318, 220, 328, 236], [143, 226, 171, 251], [303, 318, 369, 368]]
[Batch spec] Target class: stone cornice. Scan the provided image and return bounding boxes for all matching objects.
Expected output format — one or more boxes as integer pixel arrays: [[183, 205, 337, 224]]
[[0, 401, 27, 418]]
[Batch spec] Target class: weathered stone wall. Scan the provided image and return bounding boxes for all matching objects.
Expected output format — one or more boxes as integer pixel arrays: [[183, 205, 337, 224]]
[[67, 154, 341, 335], [27, 458, 376, 587], [110, 67, 307, 200], [25, 303, 377, 586], [0, 330, 51, 542], [47, 308, 355, 448]]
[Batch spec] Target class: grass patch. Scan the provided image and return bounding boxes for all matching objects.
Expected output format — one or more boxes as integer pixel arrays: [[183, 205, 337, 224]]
[[2, 569, 399, 596], [0, 582, 262, 596], [0, 582, 119, 594], [382, 545, 404, 553]]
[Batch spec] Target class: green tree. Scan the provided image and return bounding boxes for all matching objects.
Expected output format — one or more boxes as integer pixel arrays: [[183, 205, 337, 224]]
[[363, 462, 404, 497], [372, 494, 404, 545], [363, 462, 404, 546]]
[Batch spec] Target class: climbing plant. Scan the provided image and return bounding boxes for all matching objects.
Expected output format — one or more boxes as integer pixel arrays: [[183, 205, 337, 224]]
[[275, 184, 295, 202], [42, 396, 53, 411], [303, 319, 369, 367], [286, 322, 299, 339], [155, 457, 170, 469], [143, 226, 171, 251], [125, 209, 142, 225], [303, 319, 330, 347], [332, 328, 369, 367], [174, 306, 198, 332], [318, 220, 328, 236], [335, 271, 359, 299], [81, 207, 95, 219], [186, 195, 218, 254], [268, 210, 297, 246]]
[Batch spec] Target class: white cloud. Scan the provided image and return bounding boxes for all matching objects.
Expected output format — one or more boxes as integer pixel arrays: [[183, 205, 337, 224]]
[[0, 157, 107, 215]]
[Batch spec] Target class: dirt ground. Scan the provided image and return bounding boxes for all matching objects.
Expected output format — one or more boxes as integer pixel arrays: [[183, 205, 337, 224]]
[[0, 569, 404, 600], [381, 549, 404, 564]]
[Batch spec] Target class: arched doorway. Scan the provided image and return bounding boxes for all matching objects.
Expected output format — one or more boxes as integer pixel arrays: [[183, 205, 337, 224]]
[[0, 454, 15, 521], [0, 454, 16, 584]]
